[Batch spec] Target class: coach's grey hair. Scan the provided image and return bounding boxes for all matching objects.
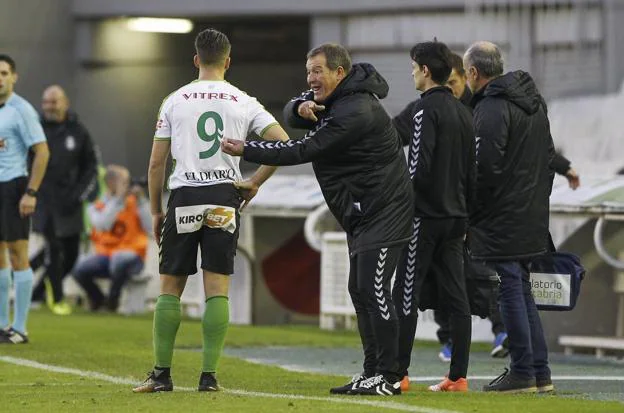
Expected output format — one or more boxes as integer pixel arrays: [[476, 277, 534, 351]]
[[464, 41, 504, 78]]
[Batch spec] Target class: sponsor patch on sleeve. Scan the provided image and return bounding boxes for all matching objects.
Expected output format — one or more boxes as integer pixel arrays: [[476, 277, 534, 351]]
[[175, 204, 237, 234]]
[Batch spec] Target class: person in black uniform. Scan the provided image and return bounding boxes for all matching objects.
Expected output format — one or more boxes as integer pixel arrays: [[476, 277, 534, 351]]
[[30, 85, 98, 315], [391, 41, 475, 392], [432, 52, 510, 361], [222, 43, 413, 396]]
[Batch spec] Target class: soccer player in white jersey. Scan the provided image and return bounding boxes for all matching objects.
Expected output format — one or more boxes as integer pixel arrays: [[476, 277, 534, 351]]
[[0, 54, 49, 344], [133, 28, 289, 393]]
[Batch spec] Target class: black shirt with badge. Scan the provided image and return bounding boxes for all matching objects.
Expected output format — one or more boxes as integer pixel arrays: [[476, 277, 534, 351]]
[[32, 111, 98, 237]]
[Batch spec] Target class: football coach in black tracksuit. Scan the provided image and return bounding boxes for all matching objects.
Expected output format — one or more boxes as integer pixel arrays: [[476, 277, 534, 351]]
[[30, 85, 98, 312], [222, 43, 413, 396], [391, 42, 475, 392]]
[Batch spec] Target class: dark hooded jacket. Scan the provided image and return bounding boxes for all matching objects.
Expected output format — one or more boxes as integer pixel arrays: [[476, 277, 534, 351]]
[[243, 63, 414, 254], [468, 71, 555, 260]]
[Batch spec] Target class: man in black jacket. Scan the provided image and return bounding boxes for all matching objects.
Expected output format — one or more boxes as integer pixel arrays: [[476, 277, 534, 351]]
[[30, 85, 98, 315], [390, 42, 475, 392], [464, 41, 555, 393], [430, 52, 509, 362], [222, 43, 413, 396], [434, 52, 580, 363]]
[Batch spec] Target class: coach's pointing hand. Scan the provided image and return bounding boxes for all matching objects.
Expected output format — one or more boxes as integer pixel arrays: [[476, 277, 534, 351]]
[[297, 101, 325, 122], [221, 138, 244, 156]]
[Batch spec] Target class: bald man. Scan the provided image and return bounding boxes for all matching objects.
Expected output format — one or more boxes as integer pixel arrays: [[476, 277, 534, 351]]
[[464, 41, 554, 393], [30, 85, 98, 315]]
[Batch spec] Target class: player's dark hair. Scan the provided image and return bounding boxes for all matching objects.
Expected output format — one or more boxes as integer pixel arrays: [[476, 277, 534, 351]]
[[195, 28, 231, 66], [409, 41, 453, 85]]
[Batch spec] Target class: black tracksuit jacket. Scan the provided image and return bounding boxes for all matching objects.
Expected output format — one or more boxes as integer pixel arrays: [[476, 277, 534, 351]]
[[242, 63, 414, 254], [393, 86, 476, 219], [469, 71, 555, 260]]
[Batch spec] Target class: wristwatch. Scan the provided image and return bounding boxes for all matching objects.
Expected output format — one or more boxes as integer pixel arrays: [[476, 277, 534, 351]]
[[25, 188, 38, 197]]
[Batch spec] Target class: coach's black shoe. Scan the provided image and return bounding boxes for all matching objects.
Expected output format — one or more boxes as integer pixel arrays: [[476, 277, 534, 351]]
[[133, 370, 173, 393], [483, 368, 537, 393], [536, 376, 554, 393], [0, 328, 29, 344], [349, 375, 401, 396], [198, 372, 219, 392], [329, 373, 369, 395]]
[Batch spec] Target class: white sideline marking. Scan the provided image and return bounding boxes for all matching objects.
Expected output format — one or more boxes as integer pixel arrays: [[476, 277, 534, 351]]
[[232, 356, 624, 383], [0, 383, 88, 387], [0, 356, 458, 413]]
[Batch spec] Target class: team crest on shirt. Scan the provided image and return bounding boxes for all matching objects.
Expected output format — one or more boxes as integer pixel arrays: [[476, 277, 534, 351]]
[[175, 204, 237, 234], [0, 137, 6, 152], [65, 135, 76, 150]]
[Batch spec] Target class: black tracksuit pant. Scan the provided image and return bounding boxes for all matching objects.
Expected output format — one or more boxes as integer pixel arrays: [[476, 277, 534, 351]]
[[393, 217, 472, 381], [348, 245, 403, 382], [31, 221, 81, 304]]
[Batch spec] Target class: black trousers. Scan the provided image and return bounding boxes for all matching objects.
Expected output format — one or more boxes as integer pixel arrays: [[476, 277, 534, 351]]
[[392, 217, 472, 381], [31, 221, 81, 303], [348, 245, 402, 382]]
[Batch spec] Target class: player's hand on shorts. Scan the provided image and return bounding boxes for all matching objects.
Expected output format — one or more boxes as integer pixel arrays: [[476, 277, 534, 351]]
[[19, 193, 36, 217], [221, 138, 244, 156], [152, 213, 165, 243], [234, 180, 259, 211], [297, 101, 325, 122]]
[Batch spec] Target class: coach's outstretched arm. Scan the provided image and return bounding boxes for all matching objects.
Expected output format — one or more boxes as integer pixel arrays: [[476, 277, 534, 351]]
[[222, 103, 368, 166], [234, 124, 290, 209]]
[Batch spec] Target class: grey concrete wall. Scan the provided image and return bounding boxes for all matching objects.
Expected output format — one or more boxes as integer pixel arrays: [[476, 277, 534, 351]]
[[72, 0, 606, 17], [604, 0, 624, 94], [0, 0, 74, 110], [72, 0, 467, 17]]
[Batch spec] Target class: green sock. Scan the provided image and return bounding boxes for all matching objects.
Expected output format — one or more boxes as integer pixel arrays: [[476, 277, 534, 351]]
[[153, 294, 181, 369], [202, 296, 229, 373]]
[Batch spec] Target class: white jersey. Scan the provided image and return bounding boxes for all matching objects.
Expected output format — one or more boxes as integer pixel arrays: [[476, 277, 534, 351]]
[[154, 80, 277, 190]]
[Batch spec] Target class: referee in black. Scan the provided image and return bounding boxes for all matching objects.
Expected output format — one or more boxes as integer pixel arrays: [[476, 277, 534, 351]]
[[391, 41, 475, 392]]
